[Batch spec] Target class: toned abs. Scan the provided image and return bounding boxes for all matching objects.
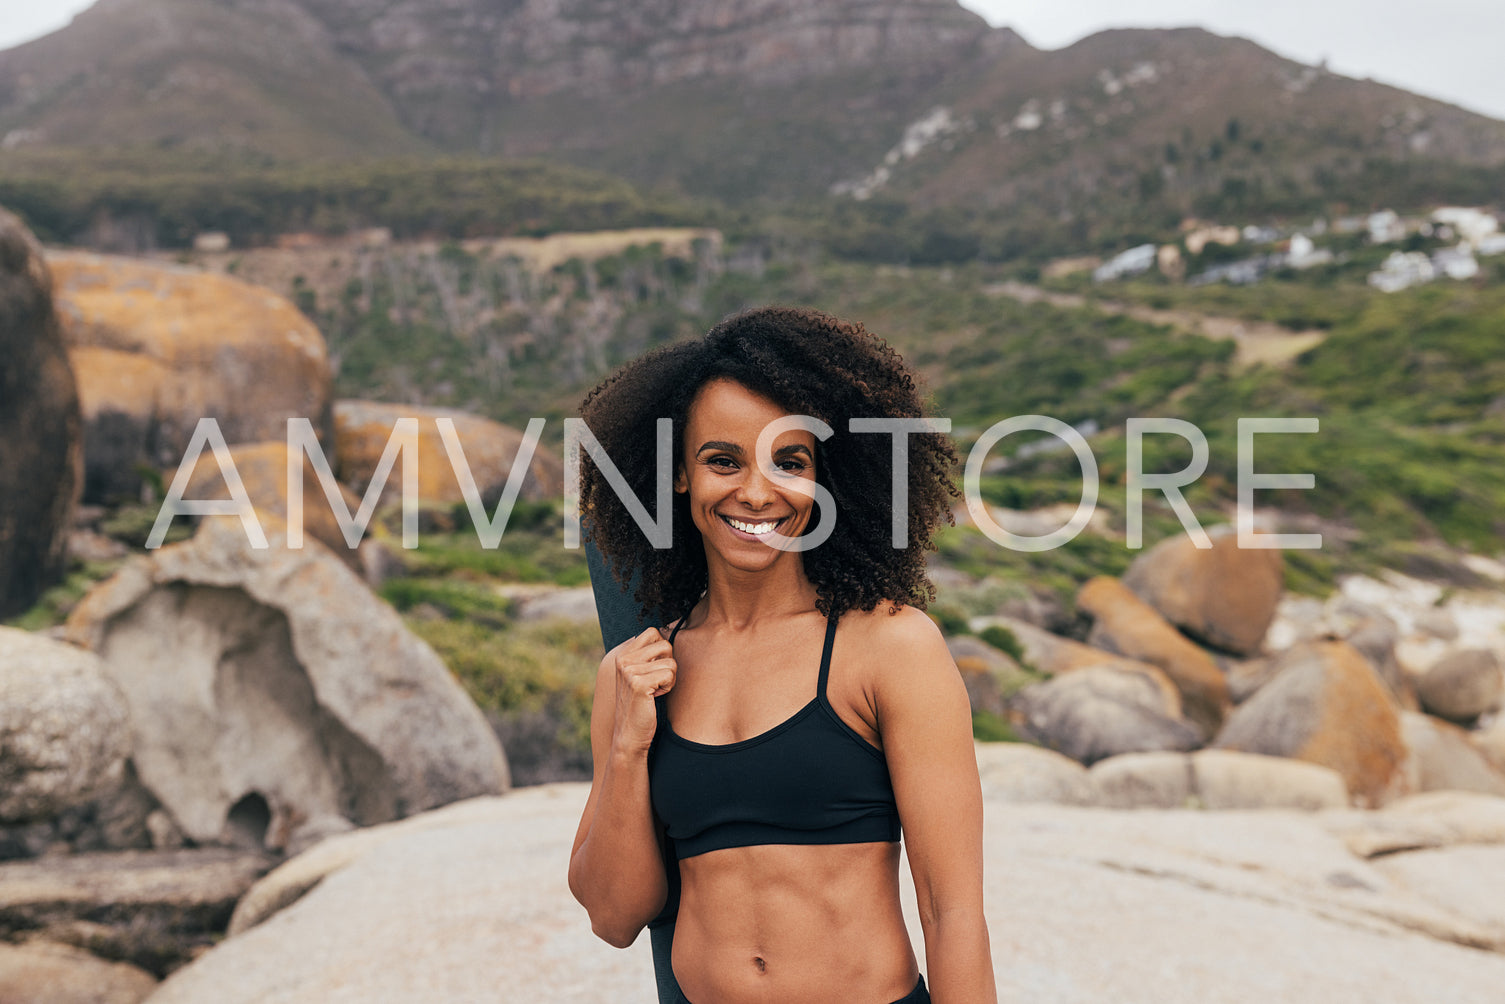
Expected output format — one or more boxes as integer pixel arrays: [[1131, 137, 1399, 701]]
[[673, 840, 918, 1004]]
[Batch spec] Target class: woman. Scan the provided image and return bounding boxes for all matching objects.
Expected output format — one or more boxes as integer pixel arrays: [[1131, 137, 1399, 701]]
[[568, 307, 996, 1004]]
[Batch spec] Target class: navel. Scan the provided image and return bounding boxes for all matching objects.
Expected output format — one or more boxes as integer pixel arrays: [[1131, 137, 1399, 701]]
[[753, 956, 767, 974]]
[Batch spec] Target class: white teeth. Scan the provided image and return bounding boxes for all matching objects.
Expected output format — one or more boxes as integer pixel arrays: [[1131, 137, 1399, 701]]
[[726, 516, 779, 535]]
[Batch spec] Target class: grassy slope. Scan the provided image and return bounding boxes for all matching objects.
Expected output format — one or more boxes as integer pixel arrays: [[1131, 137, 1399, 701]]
[[0, 154, 706, 248]]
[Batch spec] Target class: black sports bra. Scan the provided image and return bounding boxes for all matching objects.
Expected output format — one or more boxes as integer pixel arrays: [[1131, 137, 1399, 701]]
[[647, 611, 902, 860]]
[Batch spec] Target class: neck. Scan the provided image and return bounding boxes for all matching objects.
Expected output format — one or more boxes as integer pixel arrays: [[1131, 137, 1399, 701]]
[[696, 552, 820, 631]]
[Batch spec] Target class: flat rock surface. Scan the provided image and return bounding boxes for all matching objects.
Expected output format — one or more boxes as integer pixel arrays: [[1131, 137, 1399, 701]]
[[0, 846, 276, 977], [144, 779, 1505, 1004], [145, 788, 645, 1004], [0, 847, 273, 913], [0, 940, 157, 1004]]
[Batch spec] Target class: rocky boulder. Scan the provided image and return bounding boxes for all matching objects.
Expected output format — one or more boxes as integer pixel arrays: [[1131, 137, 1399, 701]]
[[1224, 653, 1282, 704], [183, 441, 366, 572], [1321, 788, 1505, 856], [49, 252, 333, 504], [139, 784, 1505, 1004], [1344, 614, 1415, 708], [1007, 667, 1202, 766], [1262, 593, 1328, 652], [1086, 749, 1349, 810], [1416, 648, 1502, 724], [0, 940, 157, 1004], [1478, 716, 1505, 776], [0, 208, 82, 619], [0, 628, 131, 824], [1398, 712, 1505, 798], [62, 517, 508, 853], [0, 846, 273, 979], [1123, 524, 1283, 655], [333, 400, 563, 514], [1077, 575, 1230, 737], [1214, 640, 1406, 806], [947, 635, 1032, 717], [0, 759, 165, 860], [504, 583, 600, 624], [1191, 749, 1349, 810], [973, 742, 1093, 806], [1086, 751, 1197, 809], [972, 615, 1184, 714]]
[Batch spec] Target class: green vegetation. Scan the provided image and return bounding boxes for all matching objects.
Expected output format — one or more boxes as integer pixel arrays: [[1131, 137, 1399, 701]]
[[375, 511, 598, 781], [978, 625, 1027, 666], [380, 578, 517, 629], [378, 503, 589, 586], [0, 152, 707, 248], [404, 615, 600, 752], [1079, 275, 1381, 330], [1160, 283, 1505, 552], [971, 710, 1020, 743], [97, 504, 192, 549], [311, 240, 1505, 575], [3, 561, 124, 632], [928, 605, 971, 637], [309, 241, 712, 426]]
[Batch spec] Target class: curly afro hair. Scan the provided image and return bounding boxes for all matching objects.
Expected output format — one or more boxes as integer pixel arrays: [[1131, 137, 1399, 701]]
[[578, 305, 959, 623]]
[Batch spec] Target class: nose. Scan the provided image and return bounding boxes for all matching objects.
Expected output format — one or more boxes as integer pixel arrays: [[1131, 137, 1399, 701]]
[[736, 464, 779, 510]]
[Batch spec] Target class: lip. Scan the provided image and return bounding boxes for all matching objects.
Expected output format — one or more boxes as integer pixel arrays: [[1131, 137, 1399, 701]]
[[716, 512, 787, 542]]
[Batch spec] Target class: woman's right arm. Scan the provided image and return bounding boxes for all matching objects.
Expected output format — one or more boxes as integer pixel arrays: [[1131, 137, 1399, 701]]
[[567, 627, 677, 948]]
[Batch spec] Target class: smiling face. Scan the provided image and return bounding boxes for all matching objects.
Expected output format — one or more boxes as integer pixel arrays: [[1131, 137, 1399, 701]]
[[674, 378, 819, 572]]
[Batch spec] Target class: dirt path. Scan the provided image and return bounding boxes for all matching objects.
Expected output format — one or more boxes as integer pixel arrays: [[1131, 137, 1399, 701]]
[[984, 280, 1327, 368]]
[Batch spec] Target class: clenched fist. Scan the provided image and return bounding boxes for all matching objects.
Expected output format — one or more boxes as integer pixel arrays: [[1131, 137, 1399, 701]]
[[611, 626, 678, 755]]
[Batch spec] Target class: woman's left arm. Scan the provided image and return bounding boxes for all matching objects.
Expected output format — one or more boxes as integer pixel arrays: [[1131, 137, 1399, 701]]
[[873, 607, 998, 1004]]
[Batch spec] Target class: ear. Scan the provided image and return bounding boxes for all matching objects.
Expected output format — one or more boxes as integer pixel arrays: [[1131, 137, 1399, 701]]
[[673, 464, 687, 494]]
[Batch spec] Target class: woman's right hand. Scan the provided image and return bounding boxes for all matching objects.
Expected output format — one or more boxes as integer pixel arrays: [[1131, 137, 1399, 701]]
[[570, 625, 676, 945], [611, 626, 677, 755]]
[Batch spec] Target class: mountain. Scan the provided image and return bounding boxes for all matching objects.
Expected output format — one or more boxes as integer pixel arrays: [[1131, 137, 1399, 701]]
[[0, 0, 428, 160], [2, 0, 1503, 243], [0, 0, 997, 165], [851, 27, 1505, 239]]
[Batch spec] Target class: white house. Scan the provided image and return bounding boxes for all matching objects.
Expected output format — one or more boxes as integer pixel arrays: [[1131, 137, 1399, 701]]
[[1368, 250, 1434, 292], [1368, 210, 1407, 244], [1432, 207, 1499, 250], [1285, 234, 1333, 270], [1093, 244, 1157, 281], [1432, 246, 1479, 281]]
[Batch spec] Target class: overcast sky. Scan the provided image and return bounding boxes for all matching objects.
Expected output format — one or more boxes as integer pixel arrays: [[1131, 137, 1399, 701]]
[[4, 1, 1502, 121], [957, 0, 1505, 121]]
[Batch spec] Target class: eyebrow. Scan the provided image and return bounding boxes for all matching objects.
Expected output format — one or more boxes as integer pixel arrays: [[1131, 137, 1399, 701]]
[[695, 441, 813, 459]]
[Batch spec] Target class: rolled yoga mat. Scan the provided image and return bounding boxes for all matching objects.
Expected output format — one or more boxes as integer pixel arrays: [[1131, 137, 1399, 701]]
[[584, 537, 683, 1004]]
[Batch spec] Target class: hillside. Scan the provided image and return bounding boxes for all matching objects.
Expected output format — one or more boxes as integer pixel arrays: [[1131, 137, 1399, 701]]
[[2, 1, 1503, 248], [169, 230, 1505, 585], [879, 28, 1505, 242]]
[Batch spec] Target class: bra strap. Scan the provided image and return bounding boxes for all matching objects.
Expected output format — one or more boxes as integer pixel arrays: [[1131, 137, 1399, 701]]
[[816, 610, 839, 698], [655, 614, 690, 718]]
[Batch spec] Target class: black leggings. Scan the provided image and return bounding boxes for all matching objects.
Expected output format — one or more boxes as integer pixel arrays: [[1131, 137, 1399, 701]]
[[674, 974, 929, 1004]]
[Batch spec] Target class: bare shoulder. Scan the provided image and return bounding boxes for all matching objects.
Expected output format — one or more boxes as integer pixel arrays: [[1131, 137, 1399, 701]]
[[842, 602, 946, 646], [840, 604, 955, 683]]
